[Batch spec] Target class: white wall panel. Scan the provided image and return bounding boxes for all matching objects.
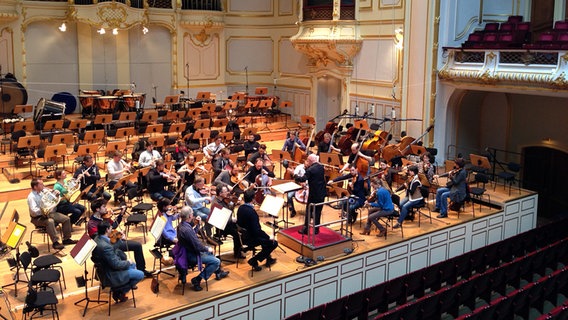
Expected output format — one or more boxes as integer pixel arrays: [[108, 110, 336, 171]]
[[353, 39, 396, 82], [278, 39, 309, 75], [227, 38, 273, 74], [228, 0, 273, 13]]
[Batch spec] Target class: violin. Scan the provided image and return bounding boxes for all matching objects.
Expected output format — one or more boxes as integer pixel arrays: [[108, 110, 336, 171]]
[[109, 229, 124, 244]]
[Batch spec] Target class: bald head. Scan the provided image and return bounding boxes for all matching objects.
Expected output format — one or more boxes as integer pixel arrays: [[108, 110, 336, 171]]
[[307, 154, 319, 166]]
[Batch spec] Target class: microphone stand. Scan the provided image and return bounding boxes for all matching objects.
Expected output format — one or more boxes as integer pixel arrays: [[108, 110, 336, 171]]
[[245, 66, 249, 95], [185, 64, 190, 101]]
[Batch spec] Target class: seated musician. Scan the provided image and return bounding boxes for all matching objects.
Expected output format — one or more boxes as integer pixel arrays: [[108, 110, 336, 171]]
[[433, 158, 467, 218], [177, 154, 207, 190], [147, 159, 178, 204], [156, 198, 178, 246], [203, 135, 226, 161], [418, 152, 436, 185], [138, 141, 162, 168], [281, 131, 306, 154], [177, 206, 229, 292], [28, 178, 77, 250], [53, 169, 86, 225], [340, 143, 373, 174], [317, 132, 341, 155], [87, 199, 154, 278], [327, 164, 368, 224], [212, 148, 232, 180], [394, 166, 424, 228], [214, 163, 248, 194], [243, 134, 260, 159], [73, 154, 111, 201], [107, 151, 137, 199], [172, 141, 189, 171], [92, 221, 145, 303], [362, 178, 394, 237], [236, 189, 278, 271], [245, 158, 275, 200], [214, 184, 244, 259], [184, 176, 213, 236], [246, 144, 270, 168], [285, 158, 307, 218]]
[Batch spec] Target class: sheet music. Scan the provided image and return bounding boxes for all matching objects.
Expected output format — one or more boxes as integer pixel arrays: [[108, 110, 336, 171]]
[[70, 233, 97, 266], [208, 206, 232, 231], [259, 195, 284, 217], [150, 215, 167, 240], [271, 181, 302, 194]]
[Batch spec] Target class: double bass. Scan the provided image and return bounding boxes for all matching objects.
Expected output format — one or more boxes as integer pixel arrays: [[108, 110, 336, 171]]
[[382, 123, 434, 163]]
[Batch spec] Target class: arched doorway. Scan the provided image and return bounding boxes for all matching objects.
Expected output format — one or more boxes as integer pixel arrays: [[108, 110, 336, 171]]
[[523, 146, 568, 220]]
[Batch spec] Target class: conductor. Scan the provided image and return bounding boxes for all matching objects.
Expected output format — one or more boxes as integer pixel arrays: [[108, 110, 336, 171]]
[[295, 154, 327, 235]]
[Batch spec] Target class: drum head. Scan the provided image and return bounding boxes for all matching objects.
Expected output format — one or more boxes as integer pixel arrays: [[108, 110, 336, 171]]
[[52, 92, 77, 114], [0, 80, 27, 114]]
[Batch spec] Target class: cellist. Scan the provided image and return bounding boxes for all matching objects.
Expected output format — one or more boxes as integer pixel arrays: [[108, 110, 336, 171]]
[[340, 143, 373, 175], [317, 132, 341, 155]]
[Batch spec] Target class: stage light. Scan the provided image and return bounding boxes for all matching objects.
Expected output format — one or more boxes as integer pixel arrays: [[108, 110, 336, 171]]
[[59, 22, 67, 32], [97, 28, 106, 35], [142, 26, 149, 34], [112, 28, 118, 35]]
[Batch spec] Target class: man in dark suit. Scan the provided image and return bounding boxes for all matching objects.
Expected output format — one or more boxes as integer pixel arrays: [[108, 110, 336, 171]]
[[92, 221, 144, 303], [295, 154, 327, 235], [236, 189, 278, 271]]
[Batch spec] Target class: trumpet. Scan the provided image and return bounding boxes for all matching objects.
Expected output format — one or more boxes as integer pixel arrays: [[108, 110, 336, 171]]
[[40, 189, 61, 216]]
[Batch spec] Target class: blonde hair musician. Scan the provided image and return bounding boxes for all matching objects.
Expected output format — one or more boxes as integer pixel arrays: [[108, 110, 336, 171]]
[[53, 169, 87, 226]]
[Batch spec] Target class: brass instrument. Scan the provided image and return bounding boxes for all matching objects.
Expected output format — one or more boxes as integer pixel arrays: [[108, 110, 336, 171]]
[[65, 178, 81, 202], [40, 189, 61, 215]]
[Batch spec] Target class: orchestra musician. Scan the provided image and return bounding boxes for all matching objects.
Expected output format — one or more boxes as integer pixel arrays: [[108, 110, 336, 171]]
[[212, 148, 232, 180], [340, 143, 373, 174], [245, 157, 275, 186], [184, 176, 213, 236], [214, 184, 244, 259], [203, 135, 226, 161], [147, 159, 178, 204], [247, 144, 270, 168], [285, 158, 307, 218], [394, 166, 424, 229], [243, 134, 260, 159], [317, 132, 340, 155], [73, 154, 111, 201], [177, 154, 207, 189], [361, 178, 394, 237], [53, 169, 87, 225], [327, 164, 368, 224], [156, 198, 178, 246], [172, 141, 189, 171], [28, 178, 77, 250], [176, 206, 230, 292], [213, 162, 248, 194], [281, 131, 306, 154], [138, 141, 162, 168], [107, 151, 138, 197], [87, 198, 154, 278], [92, 221, 145, 303], [236, 189, 278, 271], [295, 154, 327, 235], [433, 158, 467, 218], [418, 152, 436, 185]]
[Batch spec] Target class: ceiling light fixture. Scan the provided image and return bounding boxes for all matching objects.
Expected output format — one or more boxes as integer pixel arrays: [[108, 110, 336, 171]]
[[58, 22, 67, 32]]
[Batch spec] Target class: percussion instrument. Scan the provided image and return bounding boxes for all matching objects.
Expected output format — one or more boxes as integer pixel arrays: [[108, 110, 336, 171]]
[[0, 79, 28, 114], [94, 96, 117, 114], [33, 98, 65, 123], [122, 94, 144, 110], [51, 92, 77, 115], [78, 94, 101, 114]]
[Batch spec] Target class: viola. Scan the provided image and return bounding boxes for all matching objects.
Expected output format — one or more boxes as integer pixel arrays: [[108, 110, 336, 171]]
[[109, 229, 124, 244]]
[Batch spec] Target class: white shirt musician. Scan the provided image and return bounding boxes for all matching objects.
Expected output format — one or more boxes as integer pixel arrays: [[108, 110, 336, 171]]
[[107, 151, 137, 192], [203, 136, 226, 161], [27, 178, 76, 250], [138, 142, 162, 168]]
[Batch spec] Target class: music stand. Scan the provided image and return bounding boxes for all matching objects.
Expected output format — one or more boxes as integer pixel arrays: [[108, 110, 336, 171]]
[[148, 214, 175, 279], [258, 100, 273, 130], [279, 101, 293, 128], [148, 136, 165, 149], [94, 114, 112, 126], [271, 181, 301, 228], [237, 116, 252, 127], [212, 118, 228, 128], [187, 108, 202, 118], [42, 120, 64, 133], [219, 132, 233, 144], [75, 143, 99, 157], [194, 119, 210, 131], [43, 144, 68, 171], [242, 127, 258, 137], [1, 221, 27, 296], [469, 154, 491, 170], [196, 92, 211, 100], [68, 119, 88, 134], [207, 204, 233, 262], [106, 140, 127, 157], [51, 133, 75, 147], [17, 135, 40, 179], [271, 149, 292, 179], [244, 100, 259, 114], [83, 129, 105, 144], [259, 195, 286, 253], [141, 110, 158, 123], [319, 152, 344, 170], [115, 127, 136, 144], [168, 123, 186, 137], [255, 87, 268, 95], [203, 103, 216, 114], [118, 112, 136, 123], [71, 233, 106, 316], [145, 124, 163, 136], [13, 104, 33, 115], [13, 120, 35, 133]]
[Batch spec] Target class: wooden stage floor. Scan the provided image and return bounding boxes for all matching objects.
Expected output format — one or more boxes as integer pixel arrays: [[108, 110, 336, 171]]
[[0, 139, 533, 319]]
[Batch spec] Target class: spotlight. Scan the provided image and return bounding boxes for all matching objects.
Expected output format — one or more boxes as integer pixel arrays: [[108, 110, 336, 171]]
[[97, 28, 106, 35], [58, 22, 66, 32], [142, 26, 149, 34], [112, 28, 118, 35]]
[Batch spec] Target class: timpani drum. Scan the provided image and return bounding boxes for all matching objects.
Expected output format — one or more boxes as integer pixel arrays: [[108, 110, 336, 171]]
[[94, 96, 118, 114], [78, 94, 100, 114], [122, 94, 145, 110], [135, 93, 146, 108]]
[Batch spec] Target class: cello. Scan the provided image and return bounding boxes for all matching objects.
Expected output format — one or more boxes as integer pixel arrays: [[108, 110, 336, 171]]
[[382, 123, 434, 163]]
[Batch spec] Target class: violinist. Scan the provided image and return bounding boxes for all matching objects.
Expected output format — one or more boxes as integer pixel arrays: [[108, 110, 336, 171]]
[[214, 163, 248, 194], [418, 152, 435, 186], [138, 141, 162, 168], [361, 178, 394, 237], [53, 169, 86, 226], [394, 166, 424, 228], [178, 154, 207, 189], [327, 164, 368, 224], [213, 184, 244, 259], [157, 198, 178, 246], [432, 158, 467, 218], [87, 198, 153, 278], [340, 143, 373, 174], [74, 154, 111, 201], [281, 131, 306, 154], [147, 159, 178, 204], [203, 135, 226, 161], [243, 134, 260, 159], [184, 176, 213, 236], [211, 148, 232, 180], [317, 132, 340, 155], [172, 141, 189, 171]]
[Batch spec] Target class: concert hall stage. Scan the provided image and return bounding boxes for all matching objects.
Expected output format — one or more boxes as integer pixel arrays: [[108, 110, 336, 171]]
[[278, 225, 353, 259]]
